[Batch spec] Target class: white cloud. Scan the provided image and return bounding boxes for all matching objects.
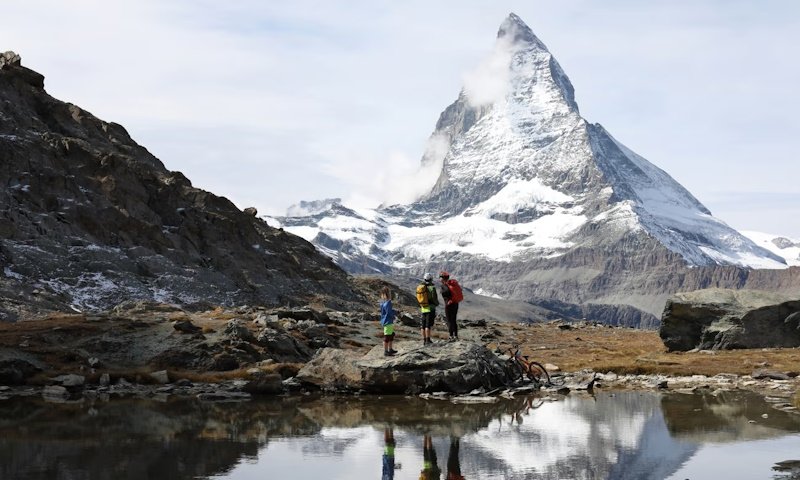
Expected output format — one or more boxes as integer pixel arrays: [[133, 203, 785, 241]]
[[462, 30, 515, 107]]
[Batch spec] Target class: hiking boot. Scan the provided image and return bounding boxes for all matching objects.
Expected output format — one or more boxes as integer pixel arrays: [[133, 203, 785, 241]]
[[388, 349, 398, 354], [384, 350, 395, 357]]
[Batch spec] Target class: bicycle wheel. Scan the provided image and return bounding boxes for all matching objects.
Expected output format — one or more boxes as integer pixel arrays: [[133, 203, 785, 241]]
[[526, 361, 551, 385]]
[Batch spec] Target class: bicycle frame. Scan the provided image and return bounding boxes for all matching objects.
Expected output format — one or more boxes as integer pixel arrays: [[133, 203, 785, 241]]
[[505, 346, 562, 387]]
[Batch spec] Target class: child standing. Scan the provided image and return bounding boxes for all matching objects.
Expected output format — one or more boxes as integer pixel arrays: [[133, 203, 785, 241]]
[[380, 287, 398, 356]]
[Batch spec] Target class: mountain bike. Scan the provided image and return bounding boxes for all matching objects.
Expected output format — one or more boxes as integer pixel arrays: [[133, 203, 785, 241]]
[[506, 346, 564, 387]]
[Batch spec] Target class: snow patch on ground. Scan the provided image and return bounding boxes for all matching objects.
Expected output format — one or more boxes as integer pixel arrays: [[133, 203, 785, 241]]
[[3, 267, 24, 280], [474, 288, 503, 299]]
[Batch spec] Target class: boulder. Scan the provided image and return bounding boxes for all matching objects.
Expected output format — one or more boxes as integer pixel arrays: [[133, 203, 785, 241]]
[[173, 320, 201, 334], [52, 374, 85, 387], [223, 319, 256, 343], [210, 353, 239, 371], [0, 349, 46, 385], [296, 340, 511, 394], [149, 370, 170, 384], [256, 327, 311, 362], [660, 289, 800, 351]]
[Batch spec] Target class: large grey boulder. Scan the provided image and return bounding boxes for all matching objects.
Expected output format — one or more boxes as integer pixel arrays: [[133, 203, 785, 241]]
[[296, 340, 510, 394], [0, 349, 46, 385], [660, 289, 800, 351]]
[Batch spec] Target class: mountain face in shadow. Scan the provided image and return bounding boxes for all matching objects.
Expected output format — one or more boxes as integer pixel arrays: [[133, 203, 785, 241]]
[[0, 51, 366, 320]]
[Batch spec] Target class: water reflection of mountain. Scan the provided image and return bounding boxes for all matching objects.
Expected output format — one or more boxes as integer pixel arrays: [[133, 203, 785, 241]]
[[1, 392, 799, 479], [457, 393, 697, 480]]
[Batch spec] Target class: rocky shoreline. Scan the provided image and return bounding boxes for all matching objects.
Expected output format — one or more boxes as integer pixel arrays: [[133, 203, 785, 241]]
[[1, 348, 798, 418], [1, 370, 798, 420]]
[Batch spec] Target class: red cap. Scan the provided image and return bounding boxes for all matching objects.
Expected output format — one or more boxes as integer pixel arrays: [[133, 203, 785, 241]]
[[439, 271, 449, 279]]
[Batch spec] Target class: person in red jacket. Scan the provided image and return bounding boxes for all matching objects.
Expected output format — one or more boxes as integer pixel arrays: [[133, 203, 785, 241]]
[[439, 271, 461, 341]]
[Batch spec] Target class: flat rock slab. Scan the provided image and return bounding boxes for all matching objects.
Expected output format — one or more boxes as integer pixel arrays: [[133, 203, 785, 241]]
[[297, 340, 510, 394]]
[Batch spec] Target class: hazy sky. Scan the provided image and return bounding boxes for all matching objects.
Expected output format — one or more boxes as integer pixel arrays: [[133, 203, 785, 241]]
[[4, 1, 799, 237]]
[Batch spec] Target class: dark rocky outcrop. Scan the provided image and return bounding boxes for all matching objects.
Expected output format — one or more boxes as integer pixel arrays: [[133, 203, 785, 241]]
[[0, 52, 367, 319], [296, 340, 510, 394], [659, 289, 800, 351]]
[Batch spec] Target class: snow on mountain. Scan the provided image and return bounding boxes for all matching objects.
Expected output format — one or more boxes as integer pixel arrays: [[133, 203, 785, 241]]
[[588, 125, 786, 269], [276, 13, 784, 272], [285, 198, 342, 217], [741, 231, 800, 267]]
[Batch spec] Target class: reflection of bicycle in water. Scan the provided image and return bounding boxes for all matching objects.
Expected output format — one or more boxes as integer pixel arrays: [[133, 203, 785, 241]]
[[507, 395, 545, 426], [505, 346, 565, 387]]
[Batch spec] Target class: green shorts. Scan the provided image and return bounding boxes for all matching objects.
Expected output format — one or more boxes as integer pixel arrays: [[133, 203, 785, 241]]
[[383, 324, 395, 336]]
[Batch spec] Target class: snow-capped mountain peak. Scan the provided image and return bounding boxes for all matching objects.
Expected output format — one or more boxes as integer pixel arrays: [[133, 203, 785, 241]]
[[272, 13, 793, 325]]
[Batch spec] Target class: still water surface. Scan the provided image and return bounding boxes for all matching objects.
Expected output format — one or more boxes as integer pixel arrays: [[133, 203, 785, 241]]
[[2, 390, 800, 479]]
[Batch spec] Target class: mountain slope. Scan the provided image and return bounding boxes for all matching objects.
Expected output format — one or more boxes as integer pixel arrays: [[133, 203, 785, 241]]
[[0, 51, 365, 320], [272, 15, 799, 326]]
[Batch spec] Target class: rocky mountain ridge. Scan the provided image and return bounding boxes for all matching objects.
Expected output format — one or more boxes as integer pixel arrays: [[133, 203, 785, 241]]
[[0, 51, 366, 321], [272, 14, 800, 327]]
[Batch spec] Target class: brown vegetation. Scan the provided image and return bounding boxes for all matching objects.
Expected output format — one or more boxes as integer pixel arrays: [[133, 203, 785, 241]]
[[493, 322, 800, 377]]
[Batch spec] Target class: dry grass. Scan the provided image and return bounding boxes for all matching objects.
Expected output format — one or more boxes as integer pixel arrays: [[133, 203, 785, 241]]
[[166, 368, 254, 383], [500, 323, 800, 377], [169, 362, 303, 383]]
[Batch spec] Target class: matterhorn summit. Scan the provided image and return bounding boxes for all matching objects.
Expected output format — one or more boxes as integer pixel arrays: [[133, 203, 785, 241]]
[[273, 13, 793, 326]]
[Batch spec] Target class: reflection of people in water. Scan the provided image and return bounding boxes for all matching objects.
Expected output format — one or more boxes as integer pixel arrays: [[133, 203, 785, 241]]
[[420, 434, 441, 480], [383, 428, 396, 480], [446, 436, 465, 480]]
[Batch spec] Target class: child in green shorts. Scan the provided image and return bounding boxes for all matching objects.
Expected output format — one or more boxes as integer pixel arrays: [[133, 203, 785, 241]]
[[380, 287, 398, 356]]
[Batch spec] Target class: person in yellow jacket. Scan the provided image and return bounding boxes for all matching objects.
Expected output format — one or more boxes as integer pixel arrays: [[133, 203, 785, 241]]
[[416, 273, 439, 346]]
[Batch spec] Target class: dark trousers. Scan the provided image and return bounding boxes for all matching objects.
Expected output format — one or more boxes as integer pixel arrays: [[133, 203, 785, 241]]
[[445, 303, 459, 337], [421, 310, 436, 329]]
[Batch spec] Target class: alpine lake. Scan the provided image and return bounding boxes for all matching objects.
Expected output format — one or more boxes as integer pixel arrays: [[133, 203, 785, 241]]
[[3, 389, 800, 480]]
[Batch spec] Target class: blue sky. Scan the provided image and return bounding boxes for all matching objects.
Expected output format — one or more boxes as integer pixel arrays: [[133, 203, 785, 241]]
[[4, 1, 799, 237]]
